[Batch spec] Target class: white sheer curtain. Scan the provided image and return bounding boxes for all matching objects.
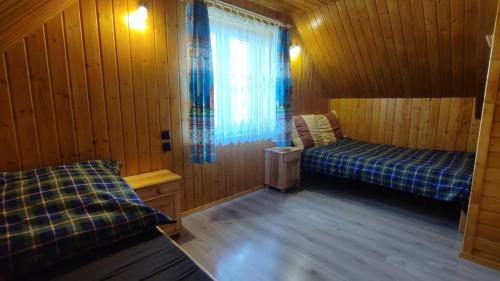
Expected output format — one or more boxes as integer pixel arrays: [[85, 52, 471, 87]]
[[208, 7, 279, 145]]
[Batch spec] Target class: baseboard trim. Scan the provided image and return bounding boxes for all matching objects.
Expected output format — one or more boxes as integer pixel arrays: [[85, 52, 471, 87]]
[[182, 186, 264, 217]]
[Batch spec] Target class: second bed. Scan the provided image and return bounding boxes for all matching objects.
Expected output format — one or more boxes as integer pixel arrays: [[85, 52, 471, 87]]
[[301, 138, 475, 209]]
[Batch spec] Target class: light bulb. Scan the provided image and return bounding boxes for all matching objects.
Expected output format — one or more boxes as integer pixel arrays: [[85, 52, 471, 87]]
[[126, 5, 148, 31], [290, 45, 301, 60], [136, 6, 148, 20]]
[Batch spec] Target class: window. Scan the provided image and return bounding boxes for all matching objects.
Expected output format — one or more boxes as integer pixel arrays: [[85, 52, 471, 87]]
[[208, 7, 279, 145]]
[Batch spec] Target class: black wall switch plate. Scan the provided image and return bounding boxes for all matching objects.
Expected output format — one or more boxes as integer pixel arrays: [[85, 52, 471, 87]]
[[161, 130, 170, 140], [162, 142, 171, 152]]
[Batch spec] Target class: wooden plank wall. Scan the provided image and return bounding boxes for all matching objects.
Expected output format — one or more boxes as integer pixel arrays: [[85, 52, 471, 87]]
[[0, 0, 325, 213], [255, 0, 498, 101], [291, 27, 329, 115], [329, 97, 480, 152], [0, 0, 174, 176], [462, 2, 500, 270]]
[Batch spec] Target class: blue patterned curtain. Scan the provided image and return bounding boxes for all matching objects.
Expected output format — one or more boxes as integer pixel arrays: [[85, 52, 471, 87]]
[[274, 27, 293, 147], [186, 0, 216, 163]]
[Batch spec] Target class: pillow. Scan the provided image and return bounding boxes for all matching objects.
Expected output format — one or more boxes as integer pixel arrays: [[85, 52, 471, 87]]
[[291, 114, 324, 148], [0, 160, 174, 275], [315, 111, 345, 144]]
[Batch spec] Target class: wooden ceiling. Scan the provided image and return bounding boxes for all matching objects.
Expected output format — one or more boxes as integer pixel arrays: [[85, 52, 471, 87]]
[[253, 0, 499, 99], [0, 0, 75, 52], [251, 0, 338, 14], [1, 0, 498, 99]]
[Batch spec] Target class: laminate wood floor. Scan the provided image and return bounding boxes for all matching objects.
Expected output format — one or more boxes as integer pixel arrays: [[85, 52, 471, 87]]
[[175, 178, 500, 281]]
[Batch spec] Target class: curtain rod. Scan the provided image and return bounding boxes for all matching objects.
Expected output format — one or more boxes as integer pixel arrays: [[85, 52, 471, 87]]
[[205, 0, 292, 29]]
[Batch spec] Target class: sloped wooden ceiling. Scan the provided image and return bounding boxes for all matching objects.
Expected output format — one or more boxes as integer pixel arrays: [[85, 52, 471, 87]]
[[0, 0, 76, 52], [253, 0, 498, 99]]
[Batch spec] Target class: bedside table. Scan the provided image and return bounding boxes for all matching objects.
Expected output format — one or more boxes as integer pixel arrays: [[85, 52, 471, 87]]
[[264, 147, 303, 192], [124, 170, 182, 236]]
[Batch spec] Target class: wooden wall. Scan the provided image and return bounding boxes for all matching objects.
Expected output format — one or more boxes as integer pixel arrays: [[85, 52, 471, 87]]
[[291, 27, 329, 115], [0, 0, 324, 213], [255, 0, 498, 100], [462, 2, 500, 270], [0, 0, 177, 176], [329, 97, 480, 152]]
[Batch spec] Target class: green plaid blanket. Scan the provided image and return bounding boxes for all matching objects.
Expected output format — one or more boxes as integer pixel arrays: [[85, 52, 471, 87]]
[[0, 160, 174, 274], [302, 139, 474, 204]]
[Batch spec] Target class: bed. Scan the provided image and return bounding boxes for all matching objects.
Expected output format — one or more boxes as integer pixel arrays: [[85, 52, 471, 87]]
[[21, 228, 211, 281], [301, 138, 475, 209], [0, 160, 212, 280]]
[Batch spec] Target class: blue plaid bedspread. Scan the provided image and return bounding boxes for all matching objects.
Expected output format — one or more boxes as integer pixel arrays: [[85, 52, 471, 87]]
[[0, 160, 174, 275], [302, 139, 475, 203]]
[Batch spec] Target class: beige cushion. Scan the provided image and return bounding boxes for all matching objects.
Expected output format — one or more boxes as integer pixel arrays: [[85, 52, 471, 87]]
[[314, 111, 345, 145], [291, 115, 324, 148]]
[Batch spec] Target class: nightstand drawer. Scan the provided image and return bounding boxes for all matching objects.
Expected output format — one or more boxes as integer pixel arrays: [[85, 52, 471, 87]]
[[135, 181, 180, 201], [124, 170, 182, 236], [284, 151, 301, 162], [147, 194, 175, 216], [146, 193, 182, 235]]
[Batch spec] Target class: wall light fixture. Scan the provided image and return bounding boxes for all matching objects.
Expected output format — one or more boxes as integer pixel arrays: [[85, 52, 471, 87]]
[[126, 4, 148, 31]]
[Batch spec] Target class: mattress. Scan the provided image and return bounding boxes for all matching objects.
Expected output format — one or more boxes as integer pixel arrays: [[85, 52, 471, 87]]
[[15, 229, 213, 281], [302, 138, 475, 205]]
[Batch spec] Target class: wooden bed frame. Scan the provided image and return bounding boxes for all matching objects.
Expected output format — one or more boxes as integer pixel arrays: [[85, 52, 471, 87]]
[[157, 227, 216, 280], [459, 211, 467, 234], [0, 228, 213, 281]]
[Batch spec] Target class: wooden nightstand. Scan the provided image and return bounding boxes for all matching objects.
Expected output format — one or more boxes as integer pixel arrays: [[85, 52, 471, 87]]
[[124, 170, 182, 236], [264, 147, 303, 192]]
